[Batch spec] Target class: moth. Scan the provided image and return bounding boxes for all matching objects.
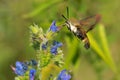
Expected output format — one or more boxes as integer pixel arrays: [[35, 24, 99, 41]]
[[62, 10, 101, 49]]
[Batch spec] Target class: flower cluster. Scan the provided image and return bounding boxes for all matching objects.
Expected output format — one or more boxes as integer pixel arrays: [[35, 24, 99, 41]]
[[12, 21, 71, 80], [11, 61, 28, 76], [11, 60, 37, 80]]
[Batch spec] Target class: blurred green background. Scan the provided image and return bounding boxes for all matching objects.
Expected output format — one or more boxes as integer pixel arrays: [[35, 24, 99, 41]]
[[0, 0, 120, 80]]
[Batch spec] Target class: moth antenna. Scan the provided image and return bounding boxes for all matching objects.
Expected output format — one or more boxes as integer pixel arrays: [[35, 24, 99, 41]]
[[61, 14, 68, 21], [66, 6, 69, 19], [61, 6, 70, 21]]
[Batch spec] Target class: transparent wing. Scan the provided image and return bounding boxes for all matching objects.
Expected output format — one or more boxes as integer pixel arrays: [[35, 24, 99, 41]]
[[79, 14, 101, 33]]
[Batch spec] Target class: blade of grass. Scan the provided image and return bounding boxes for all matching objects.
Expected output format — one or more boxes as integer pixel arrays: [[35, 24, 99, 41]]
[[87, 33, 116, 73], [98, 24, 117, 73]]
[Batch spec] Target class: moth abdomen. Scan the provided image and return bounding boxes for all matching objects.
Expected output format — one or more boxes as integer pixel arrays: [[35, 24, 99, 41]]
[[84, 41, 90, 49], [82, 37, 90, 49]]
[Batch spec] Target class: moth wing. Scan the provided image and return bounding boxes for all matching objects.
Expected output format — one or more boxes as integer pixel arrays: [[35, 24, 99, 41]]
[[79, 14, 101, 33]]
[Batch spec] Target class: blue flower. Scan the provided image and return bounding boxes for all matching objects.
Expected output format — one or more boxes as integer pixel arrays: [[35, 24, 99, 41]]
[[50, 41, 63, 55], [49, 21, 58, 32], [29, 69, 36, 80], [57, 70, 71, 80], [12, 61, 28, 76], [50, 46, 57, 54], [53, 41, 63, 47]]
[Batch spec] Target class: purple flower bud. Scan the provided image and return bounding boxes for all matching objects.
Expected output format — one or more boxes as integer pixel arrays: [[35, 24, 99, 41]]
[[31, 60, 37, 66], [49, 21, 58, 32], [29, 69, 36, 80], [42, 42, 47, 50]]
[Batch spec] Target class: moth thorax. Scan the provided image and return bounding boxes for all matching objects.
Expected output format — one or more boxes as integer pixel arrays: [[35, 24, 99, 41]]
[[65, 21, 77, 33]]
